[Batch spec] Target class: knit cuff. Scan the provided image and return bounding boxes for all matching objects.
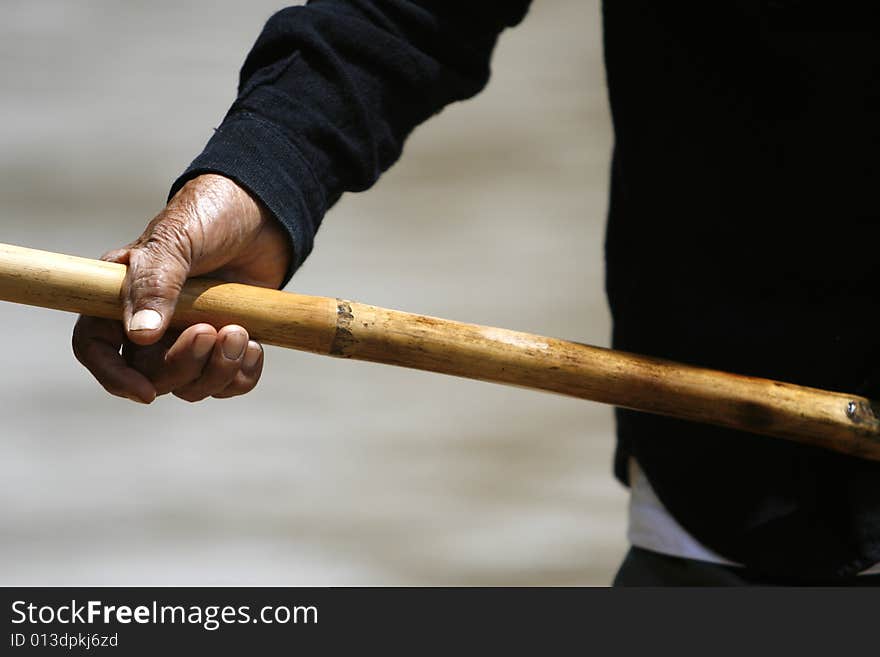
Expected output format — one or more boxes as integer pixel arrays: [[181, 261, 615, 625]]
[[168, 112, 327, 287]]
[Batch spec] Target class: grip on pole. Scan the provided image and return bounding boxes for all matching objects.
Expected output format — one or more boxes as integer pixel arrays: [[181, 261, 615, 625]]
[[2, 241, 880, 461]]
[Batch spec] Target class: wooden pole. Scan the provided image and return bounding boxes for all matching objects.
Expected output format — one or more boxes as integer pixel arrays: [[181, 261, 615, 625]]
[[2, 241, 880, 460]]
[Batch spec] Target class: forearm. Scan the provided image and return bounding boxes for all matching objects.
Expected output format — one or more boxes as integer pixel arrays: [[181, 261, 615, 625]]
[[169, 0, 531, 283]]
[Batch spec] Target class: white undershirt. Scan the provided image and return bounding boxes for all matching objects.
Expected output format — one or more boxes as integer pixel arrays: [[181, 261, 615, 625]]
[[627, 458, 880, 576]]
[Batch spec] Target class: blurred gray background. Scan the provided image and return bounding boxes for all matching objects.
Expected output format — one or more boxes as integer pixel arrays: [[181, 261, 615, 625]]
[[0, 0, 626, 584]]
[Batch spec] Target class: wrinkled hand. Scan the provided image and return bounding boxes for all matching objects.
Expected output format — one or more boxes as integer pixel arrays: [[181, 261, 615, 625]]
[[72, 173, 292, 403]]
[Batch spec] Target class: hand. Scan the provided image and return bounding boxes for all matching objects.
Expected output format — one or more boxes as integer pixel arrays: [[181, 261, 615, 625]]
[[72, 173, 292, 403]]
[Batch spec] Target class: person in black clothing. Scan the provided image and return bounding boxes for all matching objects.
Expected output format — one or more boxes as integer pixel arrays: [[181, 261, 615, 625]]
[[71, 1, 880, 584]]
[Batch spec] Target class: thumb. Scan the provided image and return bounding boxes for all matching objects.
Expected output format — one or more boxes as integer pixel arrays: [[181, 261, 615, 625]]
[[120, 226, 193, 346]]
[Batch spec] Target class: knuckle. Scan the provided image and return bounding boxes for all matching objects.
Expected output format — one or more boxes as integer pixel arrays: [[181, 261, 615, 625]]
[[100, 248, 129, 263], [203, 381, 232, 398], [217, 369, 242, 391], [239, 374, 259, 394], [151, 376, 177, 396], [147, 218, 194, 260], [206, 359, 239, 383], [214, 385, 241, 400], [216, 374, 257, 400], [128, 257, 185, 302], [174, 389, 205, 403], [155, 370, 199, 396], [213, 385, 244, 399], [100, 382, 125, 399]]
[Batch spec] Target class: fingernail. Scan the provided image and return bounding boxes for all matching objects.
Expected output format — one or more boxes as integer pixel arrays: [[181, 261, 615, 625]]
[[243, 341, 262, 369], [129, 309, 162, 332], [221, 330, 247, 360], [126, 394, 148, 404], [192, 333, 214, 360]]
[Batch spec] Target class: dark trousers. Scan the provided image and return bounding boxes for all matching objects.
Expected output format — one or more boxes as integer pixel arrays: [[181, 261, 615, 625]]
[[613, 547, 880, 586]]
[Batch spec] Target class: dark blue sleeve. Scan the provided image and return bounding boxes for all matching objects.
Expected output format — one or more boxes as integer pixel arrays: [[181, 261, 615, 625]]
[[168, 0, 531, 284]]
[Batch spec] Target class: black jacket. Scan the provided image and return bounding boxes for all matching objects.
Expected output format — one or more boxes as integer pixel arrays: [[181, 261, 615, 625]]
[[170, 0, 880, 579]]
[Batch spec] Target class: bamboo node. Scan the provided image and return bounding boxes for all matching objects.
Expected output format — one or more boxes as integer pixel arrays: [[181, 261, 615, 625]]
[[330, 299, 357, 357]]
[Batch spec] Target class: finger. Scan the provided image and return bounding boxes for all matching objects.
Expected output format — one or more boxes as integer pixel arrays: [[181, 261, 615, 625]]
[[149, 324, 218, 396], [212, 340, 264, 399], [123, 219, 193, 347], [173, 325, 249, 402], [100, 247, 130, 263], [72, 315, 157, 403], [122, 328, 179, 378]]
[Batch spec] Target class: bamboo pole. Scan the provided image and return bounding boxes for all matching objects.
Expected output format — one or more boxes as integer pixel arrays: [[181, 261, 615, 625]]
[[2, 241, 880, 460]]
